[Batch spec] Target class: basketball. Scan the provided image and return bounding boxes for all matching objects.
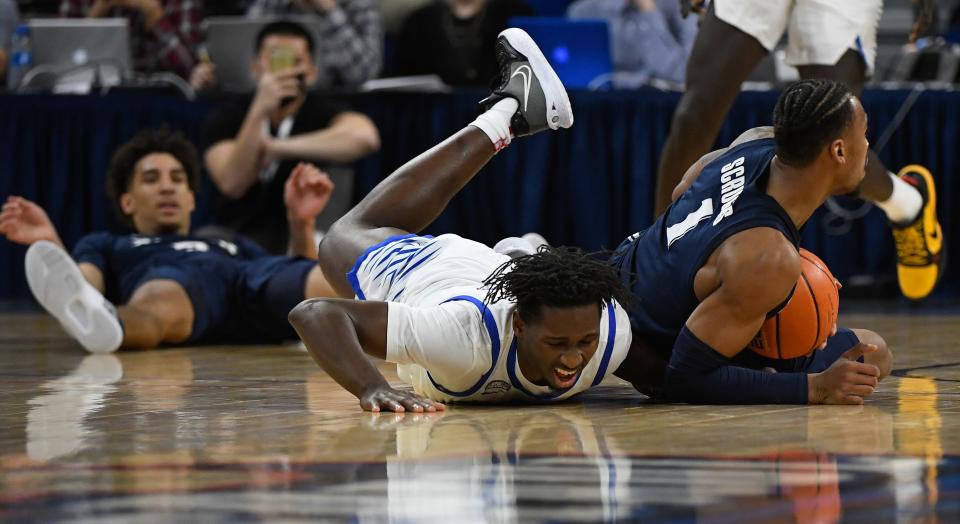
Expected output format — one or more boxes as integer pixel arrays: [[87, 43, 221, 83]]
[[748, 249, 840, 359]]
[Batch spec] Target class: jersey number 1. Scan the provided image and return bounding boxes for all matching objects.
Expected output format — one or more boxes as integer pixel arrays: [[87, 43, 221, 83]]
[[665, 198, 713, 248]]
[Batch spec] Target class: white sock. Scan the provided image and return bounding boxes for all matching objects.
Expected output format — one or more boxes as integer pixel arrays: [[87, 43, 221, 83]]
[[469, 98, 519, 152], [875, 171, 923, 224]]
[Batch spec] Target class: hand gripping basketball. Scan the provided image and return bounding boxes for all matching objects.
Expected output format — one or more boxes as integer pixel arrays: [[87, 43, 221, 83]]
[[748, 249, 840, 359]]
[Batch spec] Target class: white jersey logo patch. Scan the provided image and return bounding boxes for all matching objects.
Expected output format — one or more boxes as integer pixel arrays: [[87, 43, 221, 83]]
[[171, 241, 210, 253]]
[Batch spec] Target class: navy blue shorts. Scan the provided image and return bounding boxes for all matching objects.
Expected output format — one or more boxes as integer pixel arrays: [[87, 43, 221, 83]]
[[731, 327, 862, 373], [138, 256, 316, 345]]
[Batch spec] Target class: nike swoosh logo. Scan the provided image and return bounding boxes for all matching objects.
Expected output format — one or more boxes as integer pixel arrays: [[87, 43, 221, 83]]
[[511, 65, 532, 111]]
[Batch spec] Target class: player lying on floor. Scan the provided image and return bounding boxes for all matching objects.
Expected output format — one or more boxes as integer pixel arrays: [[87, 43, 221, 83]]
[[610, 79, 893, 405], [289, 28, 635, 413], [1, 129, 338, 352]]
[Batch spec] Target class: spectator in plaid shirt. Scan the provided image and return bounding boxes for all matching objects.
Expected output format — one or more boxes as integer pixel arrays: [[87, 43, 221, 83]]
[[201, 20, 380, 254], [58, 0, 215, 91], [246, 0, 382, 87]]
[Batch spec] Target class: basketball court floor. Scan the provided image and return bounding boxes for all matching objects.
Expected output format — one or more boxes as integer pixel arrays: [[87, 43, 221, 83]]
[[2, 305, 959, 522]]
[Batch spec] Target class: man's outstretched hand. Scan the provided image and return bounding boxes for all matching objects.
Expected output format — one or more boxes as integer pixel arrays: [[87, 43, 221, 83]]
[[284, 162, 335, 225], [360, 384, 446, 413], [0, 196, 63, 247]]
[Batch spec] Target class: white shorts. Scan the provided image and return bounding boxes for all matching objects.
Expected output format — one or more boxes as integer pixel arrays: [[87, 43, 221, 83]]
[[714, 0, 882, 74], [347, 233, 510, 307]]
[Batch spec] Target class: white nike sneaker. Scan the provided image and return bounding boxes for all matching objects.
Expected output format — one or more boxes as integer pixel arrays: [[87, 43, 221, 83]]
[[521, 232, 550, 251], [494, 236, 536, 259], [25, 240, 123, 353], [479, 28, 574, 136]]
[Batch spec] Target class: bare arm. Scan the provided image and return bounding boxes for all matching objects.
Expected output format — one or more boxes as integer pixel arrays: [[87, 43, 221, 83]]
[[672, 229, 880, 405], [284, 163, 335, 258], [204, 69, 306, 198], [266, 111, 380, 164], [78, 263, 106, 293], [670, 126, 774, 202], [686, 229, 800, 359], [288, 298, 444, 412], [1, 196, 107, 293]]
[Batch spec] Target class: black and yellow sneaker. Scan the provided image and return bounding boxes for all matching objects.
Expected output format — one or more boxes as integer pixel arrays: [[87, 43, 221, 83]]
[[891, 165, 944, 300]]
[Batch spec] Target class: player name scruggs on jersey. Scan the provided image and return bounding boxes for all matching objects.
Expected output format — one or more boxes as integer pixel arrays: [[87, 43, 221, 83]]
[[713, 156, 746, 226]]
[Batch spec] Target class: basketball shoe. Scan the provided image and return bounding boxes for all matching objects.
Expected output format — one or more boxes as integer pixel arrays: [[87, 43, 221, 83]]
[[890, 165, 944, 300], [25, 240, 123, 353], [479, 28, 573, 136]]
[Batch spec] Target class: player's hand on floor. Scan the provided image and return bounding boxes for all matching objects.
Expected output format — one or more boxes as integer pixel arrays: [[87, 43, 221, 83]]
[[808, 343, 881, 405], [0, 196, 60, 246], [359, 385, 446, 413]]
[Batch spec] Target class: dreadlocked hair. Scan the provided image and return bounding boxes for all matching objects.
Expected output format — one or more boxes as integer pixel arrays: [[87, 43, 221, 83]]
[[482, 245, 634, 322], [773, 79, 855, 167]]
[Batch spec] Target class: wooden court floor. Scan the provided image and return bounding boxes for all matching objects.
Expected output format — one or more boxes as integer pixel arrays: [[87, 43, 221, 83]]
[[2, 305, 959, 522]]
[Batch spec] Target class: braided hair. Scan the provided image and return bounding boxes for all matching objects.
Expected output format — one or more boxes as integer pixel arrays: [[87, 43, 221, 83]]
[[482, 246, 634, 322], [773, 79, 855, 167]]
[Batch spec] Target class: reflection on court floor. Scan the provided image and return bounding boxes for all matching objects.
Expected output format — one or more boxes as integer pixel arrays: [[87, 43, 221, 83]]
[[1, 310, 959, 522]]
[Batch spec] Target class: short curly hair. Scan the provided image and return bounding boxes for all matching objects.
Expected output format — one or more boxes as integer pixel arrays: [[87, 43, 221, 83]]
[[104, 129, 200, 227]]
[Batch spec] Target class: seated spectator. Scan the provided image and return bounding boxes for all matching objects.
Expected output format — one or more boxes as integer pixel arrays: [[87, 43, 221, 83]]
[[568, 0, 696, 86], [395, 0, 533, 85], [0, 0, 20, 88], [0, 129, 338, 353], [202, 20, 379, 254], [58, 0, 214, 91], [246, 0, 383, 87]]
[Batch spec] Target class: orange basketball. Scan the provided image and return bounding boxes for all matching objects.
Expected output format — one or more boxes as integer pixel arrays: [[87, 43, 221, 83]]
[[748, 248, 840, 359]]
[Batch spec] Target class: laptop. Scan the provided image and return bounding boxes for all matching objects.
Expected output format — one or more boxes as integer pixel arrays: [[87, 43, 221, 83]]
[[205, 16, 325, 92], [507, 18, 612, 89], [29, 18, 131, 72]]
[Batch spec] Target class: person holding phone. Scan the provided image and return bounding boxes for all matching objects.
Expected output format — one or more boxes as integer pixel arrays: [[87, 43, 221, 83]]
[[202, 20, 380, 254]]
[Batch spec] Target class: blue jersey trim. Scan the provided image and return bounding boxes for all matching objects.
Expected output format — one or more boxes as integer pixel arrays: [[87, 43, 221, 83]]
[[346, 233, 425, 300], [426, 295, 501, 397], [507, 302, 617, 397], [397, 246, 441, 280], [591, 301, 617, 387], [854, 36, 866, 64], [506, 337, 580, 399]]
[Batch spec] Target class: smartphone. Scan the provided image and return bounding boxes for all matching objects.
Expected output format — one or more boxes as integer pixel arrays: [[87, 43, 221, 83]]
[[269, 46, 297, 73], [270, 45, 304, 107]]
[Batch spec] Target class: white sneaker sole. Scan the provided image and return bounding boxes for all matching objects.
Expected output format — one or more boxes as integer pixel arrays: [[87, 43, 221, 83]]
[[25, 240, 122, 353], [499, 28, 574, 130]]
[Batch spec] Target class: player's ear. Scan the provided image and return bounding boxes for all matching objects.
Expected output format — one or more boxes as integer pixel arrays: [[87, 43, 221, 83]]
[[830, 139, 845, 164], [512, 311, 525, 337], [119, 193, 136, 216]]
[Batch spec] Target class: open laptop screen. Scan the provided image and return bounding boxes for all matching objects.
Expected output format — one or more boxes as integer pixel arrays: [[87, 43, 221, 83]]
[[29, 18, 131, 72]]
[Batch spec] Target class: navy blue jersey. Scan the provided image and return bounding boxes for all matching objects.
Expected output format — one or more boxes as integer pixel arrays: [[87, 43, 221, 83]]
[[72, 232, 315, 344], [610, 138, 800, 350]]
